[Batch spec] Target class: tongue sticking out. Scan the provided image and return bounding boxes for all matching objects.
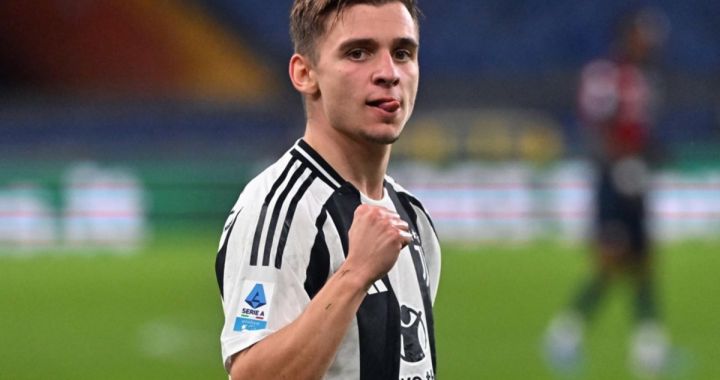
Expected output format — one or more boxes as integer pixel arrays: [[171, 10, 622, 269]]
[[376, 100, 400, 112]]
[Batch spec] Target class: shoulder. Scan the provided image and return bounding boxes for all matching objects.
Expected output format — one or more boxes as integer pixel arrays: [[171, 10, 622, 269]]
[[385, 174, 439, 236], [385, 174, 428, 212], [220, 154, 294, 231], [233, 143, 334, 216], [222, 145, 338, 255]]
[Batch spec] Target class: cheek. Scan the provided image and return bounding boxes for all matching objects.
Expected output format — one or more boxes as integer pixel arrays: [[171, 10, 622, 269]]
[[321, 71, 357, 100], [403, 67, 419, 91], [404, 77, 419, 105]]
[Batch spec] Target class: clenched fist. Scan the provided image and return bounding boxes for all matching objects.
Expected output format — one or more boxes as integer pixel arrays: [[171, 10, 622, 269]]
[[344, 204, 412, 289]]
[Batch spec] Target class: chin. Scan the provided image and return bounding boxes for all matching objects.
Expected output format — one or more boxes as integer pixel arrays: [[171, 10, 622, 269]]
[[360, 127, 402, 145], [363, 134, 399, 145]]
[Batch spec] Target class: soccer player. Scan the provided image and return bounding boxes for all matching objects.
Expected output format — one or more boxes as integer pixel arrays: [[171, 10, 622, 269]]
[[544, 7, 670, 378], [214, 1, 440, 379]]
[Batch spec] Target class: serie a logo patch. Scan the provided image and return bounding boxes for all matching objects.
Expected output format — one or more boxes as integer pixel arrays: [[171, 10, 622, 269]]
[[234, 281, 275, 332]]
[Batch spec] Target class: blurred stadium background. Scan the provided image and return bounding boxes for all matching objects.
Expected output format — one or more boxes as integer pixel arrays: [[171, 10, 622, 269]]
[[1, 1, 718, 379]]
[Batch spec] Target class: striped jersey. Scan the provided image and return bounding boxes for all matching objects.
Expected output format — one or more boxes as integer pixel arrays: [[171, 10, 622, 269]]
[[215, 139, 441, 379]]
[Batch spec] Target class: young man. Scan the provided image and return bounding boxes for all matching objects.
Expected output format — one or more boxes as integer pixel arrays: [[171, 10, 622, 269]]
[[215, 1, 440, 379]]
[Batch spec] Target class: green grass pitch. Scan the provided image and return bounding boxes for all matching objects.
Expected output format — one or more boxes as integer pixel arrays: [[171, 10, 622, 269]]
[[1, 226, 718, 379]]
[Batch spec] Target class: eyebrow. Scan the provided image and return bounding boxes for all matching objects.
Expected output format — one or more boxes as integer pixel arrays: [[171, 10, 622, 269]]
[[395, 37, 419, 49], [337, 37, 419, 53]]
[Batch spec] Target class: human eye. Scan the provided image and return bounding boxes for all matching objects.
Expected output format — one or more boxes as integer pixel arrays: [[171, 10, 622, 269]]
[[393, 49, 414, 62], [346, 48, 369, 61]]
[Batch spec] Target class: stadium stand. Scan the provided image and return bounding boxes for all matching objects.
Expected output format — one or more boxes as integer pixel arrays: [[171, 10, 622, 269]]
[[1, 0, 717, 160], [0, 0, 718, 241]]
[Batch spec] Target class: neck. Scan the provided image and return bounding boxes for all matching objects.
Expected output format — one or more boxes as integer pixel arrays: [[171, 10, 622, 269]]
[[304, 125, 390, 200]]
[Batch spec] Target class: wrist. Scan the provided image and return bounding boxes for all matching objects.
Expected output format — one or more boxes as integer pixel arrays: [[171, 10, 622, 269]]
[[334, 262, 374, 294]]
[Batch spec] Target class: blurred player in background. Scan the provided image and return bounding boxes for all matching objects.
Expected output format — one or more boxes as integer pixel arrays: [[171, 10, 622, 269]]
[[215, 1, 440, 379], [545, 7, 671, 378]]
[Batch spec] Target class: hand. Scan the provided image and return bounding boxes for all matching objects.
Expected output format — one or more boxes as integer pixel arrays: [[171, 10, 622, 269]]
[[344, 204, 412, 288]]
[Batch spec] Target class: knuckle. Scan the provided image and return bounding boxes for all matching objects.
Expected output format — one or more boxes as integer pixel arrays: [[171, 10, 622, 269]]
[[354, 205, 367, 215], [388, 228, 401, 240], [371, 209, 385, 222]]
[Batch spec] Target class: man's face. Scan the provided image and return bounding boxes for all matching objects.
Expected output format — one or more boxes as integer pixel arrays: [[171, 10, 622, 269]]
[[309, 2, 419, 145]]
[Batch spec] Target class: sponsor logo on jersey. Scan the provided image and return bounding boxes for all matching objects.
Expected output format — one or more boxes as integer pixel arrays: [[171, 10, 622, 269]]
[[400, 305, 429, 363], [233, 281, 274, 332], [367, 279, 388, 295], [400, 369, 434, 380], [244, 283, 267, 308]]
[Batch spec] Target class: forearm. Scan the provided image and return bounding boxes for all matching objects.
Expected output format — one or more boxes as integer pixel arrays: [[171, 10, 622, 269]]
[[230, 266, 369, 380]]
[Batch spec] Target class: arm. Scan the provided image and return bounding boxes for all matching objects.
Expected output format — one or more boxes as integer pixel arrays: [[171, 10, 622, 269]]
[[229, 204, 411, 380]]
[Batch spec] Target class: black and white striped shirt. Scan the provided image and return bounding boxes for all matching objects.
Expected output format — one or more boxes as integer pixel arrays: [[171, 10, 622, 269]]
[[216, 139, 441, 379]]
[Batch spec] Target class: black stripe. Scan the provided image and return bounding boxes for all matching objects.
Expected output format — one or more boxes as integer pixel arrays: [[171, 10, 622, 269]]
[[405, 194, 438, 236], [262, 167, 306, 266], [304, 210, 331, 299], [215, 211, 240, 298], [320, 185, 402, 379], [250, 157, 298, 266], [296, 139, 345, 186], [275, 172, 316, 268], [290, 150, 339, 189], [357, 276, 401, 380], [323, 184, 359, 256], [386, 183, 438, 373]]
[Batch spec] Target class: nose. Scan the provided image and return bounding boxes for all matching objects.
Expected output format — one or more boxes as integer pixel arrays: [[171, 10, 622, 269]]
[[372, 51, 400, 87]]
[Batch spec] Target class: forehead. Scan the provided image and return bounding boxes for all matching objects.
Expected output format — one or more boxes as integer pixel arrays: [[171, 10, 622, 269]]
[[321, 3, 418, 47]]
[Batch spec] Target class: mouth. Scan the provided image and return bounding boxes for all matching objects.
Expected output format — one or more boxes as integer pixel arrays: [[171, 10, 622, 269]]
[[366, 97, 401, 113]]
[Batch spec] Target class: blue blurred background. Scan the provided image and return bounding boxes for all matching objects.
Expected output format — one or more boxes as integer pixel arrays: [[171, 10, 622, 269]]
[[1, 1, 718, 379], [2, 0, 718, 165]]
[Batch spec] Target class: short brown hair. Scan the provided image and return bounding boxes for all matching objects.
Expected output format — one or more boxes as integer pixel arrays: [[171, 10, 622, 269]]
[[290, 0, 421, 61]]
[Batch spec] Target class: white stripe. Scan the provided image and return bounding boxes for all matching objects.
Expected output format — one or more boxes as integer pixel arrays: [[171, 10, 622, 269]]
[[366, 280, 387, 295], [295, 145, 341, 188], [267, 167, 312, 259], [374, 280, 387, 292], [259, 161, 304, 259]]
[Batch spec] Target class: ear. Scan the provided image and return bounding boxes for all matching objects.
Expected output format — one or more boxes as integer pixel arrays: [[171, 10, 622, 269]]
[[289, 53, 319, 96]]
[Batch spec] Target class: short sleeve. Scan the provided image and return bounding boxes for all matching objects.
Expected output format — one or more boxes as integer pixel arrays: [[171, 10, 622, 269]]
[[217, 189, 316, 372]]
